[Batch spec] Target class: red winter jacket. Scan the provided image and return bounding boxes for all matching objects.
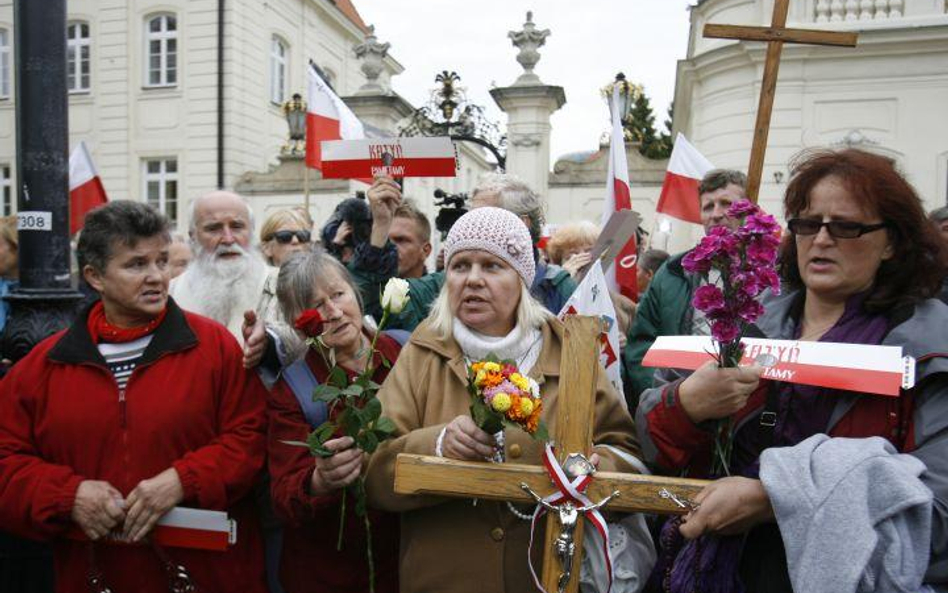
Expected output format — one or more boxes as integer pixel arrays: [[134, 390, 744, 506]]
[[267, 333, 401, 593], [0, 299, 268, 593]]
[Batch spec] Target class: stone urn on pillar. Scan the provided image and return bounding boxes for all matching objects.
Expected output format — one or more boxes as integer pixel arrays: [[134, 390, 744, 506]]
[[491, 11, 564, 197], [508, 11, 551, 86], [354, 25, 390, 95]]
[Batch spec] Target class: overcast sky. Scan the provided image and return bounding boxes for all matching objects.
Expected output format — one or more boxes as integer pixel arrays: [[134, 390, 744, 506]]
[[357, 1, 695, 161]]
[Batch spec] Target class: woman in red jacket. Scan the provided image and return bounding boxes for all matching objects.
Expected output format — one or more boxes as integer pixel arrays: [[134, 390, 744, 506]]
[[267, 250, 400, 593], [0, 201, 268, 593]]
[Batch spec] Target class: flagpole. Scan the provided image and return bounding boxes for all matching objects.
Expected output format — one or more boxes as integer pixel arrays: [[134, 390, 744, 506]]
[[304, 165, 310, 214]]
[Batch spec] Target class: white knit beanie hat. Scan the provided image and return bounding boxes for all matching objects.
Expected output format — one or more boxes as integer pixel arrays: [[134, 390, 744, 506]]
[[443, 207, 536, 286]]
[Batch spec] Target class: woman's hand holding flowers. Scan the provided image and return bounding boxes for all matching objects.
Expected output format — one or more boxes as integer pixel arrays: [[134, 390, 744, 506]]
[[678, 361, 763, 424], [310, 436, 363, 495], [442, 415, 497, 461]]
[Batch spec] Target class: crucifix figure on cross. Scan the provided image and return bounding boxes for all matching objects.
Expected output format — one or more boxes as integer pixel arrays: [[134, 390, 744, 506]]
[[380, 316, 708, 593], [703, 0, 858, 202]]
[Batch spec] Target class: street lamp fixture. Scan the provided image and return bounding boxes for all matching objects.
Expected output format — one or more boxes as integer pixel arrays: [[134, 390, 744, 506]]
[[282, 93, 307, 156], [601, 72, 643, 142]]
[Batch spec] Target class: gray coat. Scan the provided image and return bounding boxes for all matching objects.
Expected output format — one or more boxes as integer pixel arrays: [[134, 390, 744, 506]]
[[760, 434, 931, 593]]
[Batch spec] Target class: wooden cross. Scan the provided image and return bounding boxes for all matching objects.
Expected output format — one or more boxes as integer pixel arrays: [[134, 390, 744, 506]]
[[703, 0, 858, 202], [394, 316, 708, 593]]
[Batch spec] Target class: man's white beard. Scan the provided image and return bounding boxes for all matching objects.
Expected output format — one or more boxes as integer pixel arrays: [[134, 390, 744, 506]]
[[186, 243, 266, 325]]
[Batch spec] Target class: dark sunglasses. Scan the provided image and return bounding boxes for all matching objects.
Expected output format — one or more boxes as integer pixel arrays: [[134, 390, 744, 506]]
[[787, 219, 888, 239], [267, 230, 311, 244]]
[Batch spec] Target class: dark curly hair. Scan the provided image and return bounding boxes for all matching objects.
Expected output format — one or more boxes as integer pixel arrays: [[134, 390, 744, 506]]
[[778, 148, 945, 312], [77, 201, 171, 272]]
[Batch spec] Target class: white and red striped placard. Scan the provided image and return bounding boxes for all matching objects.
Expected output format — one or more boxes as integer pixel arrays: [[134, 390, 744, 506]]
[[68, 506, 236, 551], [642, 336, 915, 397], [151, 507, 235, 551], [320, 137, 456, 179]]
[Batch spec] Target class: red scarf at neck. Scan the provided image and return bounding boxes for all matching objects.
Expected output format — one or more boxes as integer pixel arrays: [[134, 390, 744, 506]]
[[87, 300, 167, 345]]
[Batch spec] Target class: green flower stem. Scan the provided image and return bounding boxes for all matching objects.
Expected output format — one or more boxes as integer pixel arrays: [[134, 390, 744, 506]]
[[362, 308, 389, 385], [358, 477, 376, 593], [336, 490, 347, 551]]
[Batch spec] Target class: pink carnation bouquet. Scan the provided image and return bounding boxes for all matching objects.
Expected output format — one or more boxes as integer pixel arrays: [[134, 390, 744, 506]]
[[681, 199, 781, 475]]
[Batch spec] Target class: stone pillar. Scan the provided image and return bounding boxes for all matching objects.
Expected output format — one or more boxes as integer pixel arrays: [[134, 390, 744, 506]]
[[489, 11, 565, 197]]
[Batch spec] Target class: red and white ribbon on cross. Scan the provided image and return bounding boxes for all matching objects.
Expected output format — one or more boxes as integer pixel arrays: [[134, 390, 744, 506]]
[[527, 444, 614, 593]]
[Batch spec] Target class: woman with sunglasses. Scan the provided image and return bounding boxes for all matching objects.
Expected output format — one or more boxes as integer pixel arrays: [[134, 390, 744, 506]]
[[260, 209, 313, 267], [637, 149, 948, 592]]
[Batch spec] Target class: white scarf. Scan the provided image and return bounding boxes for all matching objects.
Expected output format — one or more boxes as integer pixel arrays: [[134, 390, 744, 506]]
[[452, 318, 544, 374]]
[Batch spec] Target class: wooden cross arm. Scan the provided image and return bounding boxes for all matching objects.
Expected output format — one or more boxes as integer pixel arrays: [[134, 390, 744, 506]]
[[704, 23, 857, 47], [394, 453, 710, 515]]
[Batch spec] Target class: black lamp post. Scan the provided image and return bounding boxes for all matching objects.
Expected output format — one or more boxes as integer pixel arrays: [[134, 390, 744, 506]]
[[0, 3, 82, 588], [1, 0, 85, 365]]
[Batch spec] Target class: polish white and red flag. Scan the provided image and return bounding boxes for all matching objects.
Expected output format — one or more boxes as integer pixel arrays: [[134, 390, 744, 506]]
[[558, 260, 624, 400], [68, 141, 108, 235], [305, 63, 365, 171], [603, 86, 638, 302], [642, 336, 915, 397], [655, 133, 715, 225], [69, 507, 235, 551], [320, 137, 456, 179]]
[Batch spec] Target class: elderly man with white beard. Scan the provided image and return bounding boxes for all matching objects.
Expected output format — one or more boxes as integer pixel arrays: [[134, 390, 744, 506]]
[[170, 190, 301, 374]]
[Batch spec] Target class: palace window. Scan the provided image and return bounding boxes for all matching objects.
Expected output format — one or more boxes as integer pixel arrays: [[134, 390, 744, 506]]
[[144, 14, 177, 87], [143, 158, 178, 224], [67, 22, 91, 93], [0, 164, 12, 216], [270, 36, 287, 104], [0, 29, 10, 99]]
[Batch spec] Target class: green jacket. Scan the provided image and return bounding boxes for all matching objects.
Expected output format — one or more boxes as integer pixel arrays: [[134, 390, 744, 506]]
[[622, 252, 695, 409]]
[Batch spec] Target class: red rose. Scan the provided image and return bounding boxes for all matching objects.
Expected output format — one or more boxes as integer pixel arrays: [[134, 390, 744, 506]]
[[294, 309, 325, 338]]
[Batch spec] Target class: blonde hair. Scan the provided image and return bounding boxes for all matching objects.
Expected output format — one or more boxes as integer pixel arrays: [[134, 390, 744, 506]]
[[546, 221, 599, 265], [0, 216, 17, 252], [260, 208, 312, 243], [426, 281, 553, 339]]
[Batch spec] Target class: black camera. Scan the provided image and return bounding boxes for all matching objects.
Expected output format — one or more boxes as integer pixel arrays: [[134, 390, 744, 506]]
[[433, 188, 468, 240], [320, 194, 373, 258]]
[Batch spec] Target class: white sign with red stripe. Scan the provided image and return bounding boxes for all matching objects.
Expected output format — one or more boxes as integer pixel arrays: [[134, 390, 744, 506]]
[[642, 336, 916, 397], [151, 507, 235, 551], [70, 506, 236, 551], [320, 137, 456, 179]]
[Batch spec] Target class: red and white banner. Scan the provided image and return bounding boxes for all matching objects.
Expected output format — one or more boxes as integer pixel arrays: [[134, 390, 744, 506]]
[[305, 64, 364, 171], [642, 336, 915, 397], [603, 87, 638, 302], [655, 133, 714, 225], [68, 141, 108, 235], [558, 260, 624, 401], [69, 507, 236, 551], [320, 137, 456, 179]]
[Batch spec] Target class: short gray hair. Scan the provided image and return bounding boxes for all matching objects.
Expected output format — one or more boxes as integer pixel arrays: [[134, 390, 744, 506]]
[[930, 206, 948, 224], [426, 280, 553, 340], [472, 172, 544, 243], [276, 249, 363, 324], [698, 169, 747, 197]]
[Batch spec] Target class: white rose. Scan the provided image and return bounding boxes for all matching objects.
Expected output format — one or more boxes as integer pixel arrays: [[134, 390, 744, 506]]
[[381, 277, 411, 314]]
